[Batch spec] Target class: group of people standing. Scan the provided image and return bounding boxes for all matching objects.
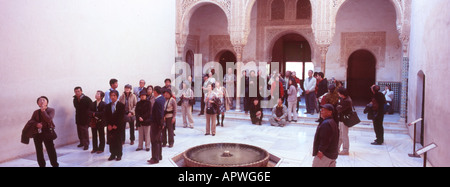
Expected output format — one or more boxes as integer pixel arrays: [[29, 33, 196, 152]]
[[21, 78, 186, 166], [21, 67, 390, 167], [312, 84, 388, 167], [70, 79, 178, 164]]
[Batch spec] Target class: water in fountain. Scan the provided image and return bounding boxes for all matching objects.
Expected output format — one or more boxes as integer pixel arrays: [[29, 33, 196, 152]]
[[184, 143, 269, 167]]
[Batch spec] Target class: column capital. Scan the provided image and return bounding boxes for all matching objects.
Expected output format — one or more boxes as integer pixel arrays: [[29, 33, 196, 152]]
[[318, 44, 330, 53], [399, 33, 410, 57], [176, 33, 188, 58], [318, 44, 330, 73], [231, 38, 246, 61]]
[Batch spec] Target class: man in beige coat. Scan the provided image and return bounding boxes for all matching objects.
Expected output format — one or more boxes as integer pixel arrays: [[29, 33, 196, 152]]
[[119, 84, 137, 145]]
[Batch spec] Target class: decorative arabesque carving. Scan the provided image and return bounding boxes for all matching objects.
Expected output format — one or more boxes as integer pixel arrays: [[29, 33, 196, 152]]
[[181, 0, 231, 18], [209, 35, 234, 61], [340, 32, 387, 68]]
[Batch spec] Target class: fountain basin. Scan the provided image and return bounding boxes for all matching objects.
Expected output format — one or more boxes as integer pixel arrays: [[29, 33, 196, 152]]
[[182, 143, 270, 167]]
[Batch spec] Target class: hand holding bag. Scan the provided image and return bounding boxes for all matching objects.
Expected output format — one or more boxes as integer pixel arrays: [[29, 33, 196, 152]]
[[343, 105, 361, 127], [38, 110, 58, 141]]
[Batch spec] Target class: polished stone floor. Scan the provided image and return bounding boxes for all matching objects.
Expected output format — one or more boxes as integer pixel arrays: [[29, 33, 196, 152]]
[[0, 111, 426, 167]]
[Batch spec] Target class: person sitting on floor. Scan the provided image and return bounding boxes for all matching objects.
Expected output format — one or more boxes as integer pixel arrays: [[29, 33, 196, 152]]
[[250, 98, 263, 125], [269, 98, 288, 127]]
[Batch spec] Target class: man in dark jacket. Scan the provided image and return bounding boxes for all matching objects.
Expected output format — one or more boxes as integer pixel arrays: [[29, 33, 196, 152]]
[[73, 86, 93, 150], [371, 85, 386, 145], [147, 86, 166, 164], [135, 90, 152, 151], [313, 104, 339, 167], [88, 91, 106, 154], [105, 90, 125, 161], [316, 72, 328, 98]]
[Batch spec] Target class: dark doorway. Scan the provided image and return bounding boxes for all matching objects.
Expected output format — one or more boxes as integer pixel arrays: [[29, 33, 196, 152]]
[[216, 50, 237, 76], [347, 50, 376, 106], [271, 33, 312, 81]]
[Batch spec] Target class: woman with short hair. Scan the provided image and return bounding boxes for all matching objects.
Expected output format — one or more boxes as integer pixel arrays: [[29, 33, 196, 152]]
[[336, 87, 353, 155], [23, 96, 59, 167], [205, 83, 220, 136], [162, 88, 177, 148]]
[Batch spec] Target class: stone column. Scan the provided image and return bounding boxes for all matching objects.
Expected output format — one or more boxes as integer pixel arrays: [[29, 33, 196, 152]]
[[229, 0, 250, 112], [318, 44, 330, 74], [175, 33, 187, 62], [234, 44, 244, 112]]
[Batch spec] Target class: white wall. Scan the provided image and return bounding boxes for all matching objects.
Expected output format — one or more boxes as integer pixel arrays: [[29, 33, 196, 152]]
[[0, 0, 175, 162], [408, 0, 450, 166]]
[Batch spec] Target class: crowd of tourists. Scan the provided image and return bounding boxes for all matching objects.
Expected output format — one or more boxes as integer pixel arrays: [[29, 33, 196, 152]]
[[21, 69, 393, 167]]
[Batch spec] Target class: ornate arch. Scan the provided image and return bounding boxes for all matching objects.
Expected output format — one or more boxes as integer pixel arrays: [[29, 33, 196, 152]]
[[264, 28, 316, 65], [332, 0, 404, 35], [178, 0, 231, 34], [176, 0, 232, 56]]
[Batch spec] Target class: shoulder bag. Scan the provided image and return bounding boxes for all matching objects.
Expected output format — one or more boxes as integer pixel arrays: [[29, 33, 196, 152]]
[[343, 105, 361, 128]]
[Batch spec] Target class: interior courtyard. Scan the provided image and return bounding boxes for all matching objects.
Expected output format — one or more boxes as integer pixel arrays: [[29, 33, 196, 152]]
[[0, 0, 449, 167]]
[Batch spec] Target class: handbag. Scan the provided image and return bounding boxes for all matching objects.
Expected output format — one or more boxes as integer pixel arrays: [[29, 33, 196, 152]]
[[188, 98, 196, 106], [364, 103, 374, 120], [206, 98, 218, 115], [205, 93, 218, 114], [343, 106, 361, 127], [44, 128, 58, 141], [206, 106, 216, 115]]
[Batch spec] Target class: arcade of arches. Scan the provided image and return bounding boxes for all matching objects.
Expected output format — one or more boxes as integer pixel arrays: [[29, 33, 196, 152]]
[[175, 0, 450, 166], [177, 0, 404, 110]]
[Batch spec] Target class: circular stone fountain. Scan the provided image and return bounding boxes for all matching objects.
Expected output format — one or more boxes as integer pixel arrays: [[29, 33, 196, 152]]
[[183, 143, 270, 167]]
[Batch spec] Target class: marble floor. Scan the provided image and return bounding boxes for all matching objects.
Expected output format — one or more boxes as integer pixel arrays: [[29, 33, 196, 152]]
[[0, 112, 427, 167]]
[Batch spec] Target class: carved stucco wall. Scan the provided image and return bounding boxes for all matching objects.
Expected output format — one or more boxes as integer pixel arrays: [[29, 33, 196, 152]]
[[176, 0, 409, 86], [256, 0, 315, 64], [209, 35, 234, 61], [326, 0, 403, 83], [176, 0, 410, 67], [340, 32, 387, 69]]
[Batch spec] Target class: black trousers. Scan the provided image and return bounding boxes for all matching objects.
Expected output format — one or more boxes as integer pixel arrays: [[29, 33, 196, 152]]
[[373, 114, 385, 144], [243, 96, 250, 112], [200, 95, 205, 114], [251, 112, 263, 125], [121, 119, 135, 143], [150, 124, 163, 162], [162, 117, 174, 146], [91, 124, 105, 152], [109, 129, 122, 158], [33, 132, 59, 167], [76, 123, 89, 147]]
